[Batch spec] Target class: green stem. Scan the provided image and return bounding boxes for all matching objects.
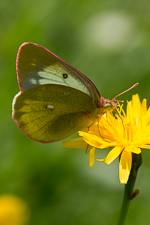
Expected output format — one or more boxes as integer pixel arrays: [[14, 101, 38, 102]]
[[117, 153, 142, 225]]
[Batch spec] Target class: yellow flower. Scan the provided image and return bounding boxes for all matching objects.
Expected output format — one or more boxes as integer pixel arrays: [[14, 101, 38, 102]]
[[0, 194, 30, 225], [63, 94, 150, 184]]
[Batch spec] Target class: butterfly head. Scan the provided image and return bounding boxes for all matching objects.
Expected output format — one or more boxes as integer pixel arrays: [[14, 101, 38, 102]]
[[100, 97, 117, 112], [100, 82, 139, 112]]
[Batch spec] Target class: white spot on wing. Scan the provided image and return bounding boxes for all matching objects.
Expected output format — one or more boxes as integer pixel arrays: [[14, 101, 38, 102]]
[[47, 105, 54, 109], [30, 78, 37, 84]]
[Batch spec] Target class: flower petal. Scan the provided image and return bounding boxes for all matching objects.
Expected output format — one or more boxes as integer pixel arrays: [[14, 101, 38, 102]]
[[119, 151, 132, 184], [79, 131, 118, 149], [125, 146, 141, 154], [89, 147, 97, 167], [139, 144, 150, 149], [97, 146, 123, 165], [79, 131, 106, 148], [141, 98, 147, 114], [63, 137, 87, 149]]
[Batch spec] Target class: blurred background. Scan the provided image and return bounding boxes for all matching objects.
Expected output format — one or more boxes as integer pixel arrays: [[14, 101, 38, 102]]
[[1, 0, 150, 224]]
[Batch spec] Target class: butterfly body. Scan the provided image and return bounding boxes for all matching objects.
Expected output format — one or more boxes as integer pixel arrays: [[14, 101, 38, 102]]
[[12, 43, 115, 143]]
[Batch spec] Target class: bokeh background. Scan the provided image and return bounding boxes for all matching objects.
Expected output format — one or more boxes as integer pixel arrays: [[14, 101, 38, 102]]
[[1, 0, 150, 224]]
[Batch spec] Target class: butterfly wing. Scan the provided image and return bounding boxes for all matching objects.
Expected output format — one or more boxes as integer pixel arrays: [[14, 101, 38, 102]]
[[17, 42, 100, 108], [12, 84, 98, 143]]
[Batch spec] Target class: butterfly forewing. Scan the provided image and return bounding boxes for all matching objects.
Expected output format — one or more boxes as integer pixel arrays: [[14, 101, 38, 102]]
[[17, 43, 100, 108]]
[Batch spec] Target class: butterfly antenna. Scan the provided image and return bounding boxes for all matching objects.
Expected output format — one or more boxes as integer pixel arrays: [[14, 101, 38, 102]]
[[112, 82, 139, 103]]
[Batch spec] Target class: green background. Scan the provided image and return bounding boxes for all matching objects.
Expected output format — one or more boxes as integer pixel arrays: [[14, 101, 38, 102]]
[[1, 0, 150, 224]]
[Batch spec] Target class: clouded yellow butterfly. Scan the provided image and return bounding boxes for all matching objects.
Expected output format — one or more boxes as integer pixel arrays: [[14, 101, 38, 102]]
[[12, 43, 138, 143]]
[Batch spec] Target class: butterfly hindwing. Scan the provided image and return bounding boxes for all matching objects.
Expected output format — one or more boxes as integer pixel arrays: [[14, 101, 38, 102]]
[[13, 84, 98, 142]]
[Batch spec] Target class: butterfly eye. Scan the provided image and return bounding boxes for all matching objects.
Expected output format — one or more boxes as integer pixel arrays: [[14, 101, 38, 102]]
[[63, 73, 68, 79]]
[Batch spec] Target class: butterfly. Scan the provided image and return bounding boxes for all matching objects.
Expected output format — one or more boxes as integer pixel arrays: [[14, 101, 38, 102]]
[[12, 43, 138, 143]]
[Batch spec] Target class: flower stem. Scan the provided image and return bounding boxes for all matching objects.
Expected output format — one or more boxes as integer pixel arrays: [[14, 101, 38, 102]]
[[117, 153, 142, 225]]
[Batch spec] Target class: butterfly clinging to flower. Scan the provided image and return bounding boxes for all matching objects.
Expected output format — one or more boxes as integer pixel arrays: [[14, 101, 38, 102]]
[[12, 43, 138, 143]]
